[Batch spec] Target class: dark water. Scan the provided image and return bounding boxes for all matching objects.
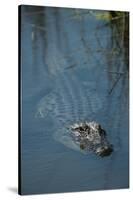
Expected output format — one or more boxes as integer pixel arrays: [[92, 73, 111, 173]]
[[20, 6, 129, 195]]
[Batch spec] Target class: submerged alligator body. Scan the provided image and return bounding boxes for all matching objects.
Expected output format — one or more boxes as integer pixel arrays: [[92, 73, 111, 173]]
[[70, 121, 113, 157], [36, 70, 113, 157]]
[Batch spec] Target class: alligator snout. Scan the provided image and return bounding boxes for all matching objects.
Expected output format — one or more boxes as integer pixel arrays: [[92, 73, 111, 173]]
[[95, 145, 113, 157]]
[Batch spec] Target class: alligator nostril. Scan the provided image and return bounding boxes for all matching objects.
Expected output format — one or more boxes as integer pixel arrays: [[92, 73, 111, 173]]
[[100, 147, 113, 157]]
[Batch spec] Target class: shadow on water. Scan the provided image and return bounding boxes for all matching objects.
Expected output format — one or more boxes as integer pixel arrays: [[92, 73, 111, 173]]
[[20, 6, 129, 194]]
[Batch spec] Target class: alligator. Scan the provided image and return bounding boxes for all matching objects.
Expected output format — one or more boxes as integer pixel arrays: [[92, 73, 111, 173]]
[[70, 121, 113, 157], [35, 38, 114, 157], [35, 70, 113, 157]]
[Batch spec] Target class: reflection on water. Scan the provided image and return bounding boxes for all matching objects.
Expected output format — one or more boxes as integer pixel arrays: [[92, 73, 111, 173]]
[[20, 5, 129, 195]]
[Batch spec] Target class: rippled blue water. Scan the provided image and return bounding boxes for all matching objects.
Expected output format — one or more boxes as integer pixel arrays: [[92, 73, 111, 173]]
[[20, 5, 129, 195]]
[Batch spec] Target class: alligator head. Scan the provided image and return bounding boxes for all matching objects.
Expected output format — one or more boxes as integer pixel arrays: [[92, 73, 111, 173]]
[[70, 121, 113, 157]]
